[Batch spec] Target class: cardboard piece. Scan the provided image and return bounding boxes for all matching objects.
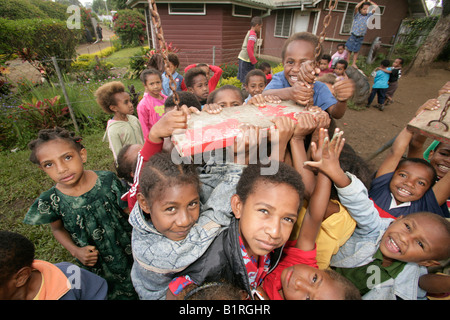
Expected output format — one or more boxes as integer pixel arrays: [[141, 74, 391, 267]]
[[407, 94, 450, 145], [171, 100, 311, 157]]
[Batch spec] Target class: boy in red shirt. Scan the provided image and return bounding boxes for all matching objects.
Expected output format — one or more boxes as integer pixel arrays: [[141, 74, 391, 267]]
[[237, 16, 263, 83]]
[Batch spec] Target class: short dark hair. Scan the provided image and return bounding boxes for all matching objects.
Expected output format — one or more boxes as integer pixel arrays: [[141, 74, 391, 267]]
[[244, 69, 267, 86], [321, 54, 331, 63], [251, 16, 262, 27], [167, 53, 180, 68], [140, 68, 162, 84], [116, 144, 136, 184], [165, 91, 202, 111], [184, 67, 207, 88], [282, 32, 322, 62], [380, 59, 390, 67], [257, 62, 271, 71], [28, 127, 84, 165], [207, 85, 244, 104], [235, 161, 305, 211], [336, 59, 348, 69], [396, 57, 404, 65], [337, 43, 345, 49], [0, 231, 35, 286], [396, 158, 437, 187]]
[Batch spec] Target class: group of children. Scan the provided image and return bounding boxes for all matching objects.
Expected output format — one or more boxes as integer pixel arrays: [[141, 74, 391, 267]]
[[2, 23, 449, 301]]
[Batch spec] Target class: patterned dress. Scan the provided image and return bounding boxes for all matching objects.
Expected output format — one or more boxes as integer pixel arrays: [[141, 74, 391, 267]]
[[24, 171, 137, 300]]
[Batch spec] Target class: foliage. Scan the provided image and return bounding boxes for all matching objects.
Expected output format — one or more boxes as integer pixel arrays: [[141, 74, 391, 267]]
[[219, 62, 239, 79], [0, 0, 48, 20], [217, 76, 242, 89], [17, 96, 70, 130], [71, 47, 118, 72], [128, 44, 179, 79], [272, 63, 284, 74], [112, 9, 146, 47]]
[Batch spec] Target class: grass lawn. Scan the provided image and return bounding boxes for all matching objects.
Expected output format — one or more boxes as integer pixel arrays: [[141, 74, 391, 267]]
[[0, 130, 115, 263], [105, 46, 144, 68]]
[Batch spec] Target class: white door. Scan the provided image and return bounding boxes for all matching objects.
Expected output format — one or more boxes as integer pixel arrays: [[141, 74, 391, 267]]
[[293, 10, 310, 33]]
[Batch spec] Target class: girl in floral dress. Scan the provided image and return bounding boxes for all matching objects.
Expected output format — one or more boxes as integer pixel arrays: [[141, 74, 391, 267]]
[[24, 127, 137, 300]]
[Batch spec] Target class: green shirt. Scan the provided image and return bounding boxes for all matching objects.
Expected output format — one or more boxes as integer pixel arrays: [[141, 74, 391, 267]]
[[334, 248, 406, 296]]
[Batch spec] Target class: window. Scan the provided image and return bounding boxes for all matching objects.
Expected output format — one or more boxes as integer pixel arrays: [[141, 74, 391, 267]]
[[274, 9, 293, 38], [339, 2, 385, 35], [169, 3, 206, 15], [233, 5, 252, 17]]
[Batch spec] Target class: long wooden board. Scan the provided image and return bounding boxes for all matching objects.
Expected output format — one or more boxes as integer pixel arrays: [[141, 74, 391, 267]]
[[407, 93, 450, 145], [171, 100, 310, 157]]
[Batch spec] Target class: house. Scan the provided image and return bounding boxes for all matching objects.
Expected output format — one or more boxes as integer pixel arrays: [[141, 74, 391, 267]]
[[125, 0, 428, 68]]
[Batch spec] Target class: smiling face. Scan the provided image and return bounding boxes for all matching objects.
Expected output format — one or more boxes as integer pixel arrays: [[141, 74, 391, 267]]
[[35, 139, 87, 189], [388, 161, 434, 204], [428, 143, 450, 180], [137, 183, 200, 241], [280, 264, 346, 300], [231, 181, 300, 260], [283, 39, 316, 86], [380, 213, 449, 266]]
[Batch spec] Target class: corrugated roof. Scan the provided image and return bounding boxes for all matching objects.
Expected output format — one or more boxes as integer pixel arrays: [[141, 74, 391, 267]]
[[126, 0, 276, 9]]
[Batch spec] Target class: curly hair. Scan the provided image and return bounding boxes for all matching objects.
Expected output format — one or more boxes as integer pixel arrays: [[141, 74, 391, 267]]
[[116, 144, 137, 184], [0, 231, 35, 286], [236, 161, 305, 210], [184, 67, 207, 89], [324, 269, 362, 300], [28, 127, 84, 165], [164, 91, 202, 111], [207, 84, 244, 104], [94, 81, 126, 114], [281, 32, 322, 62], [138, 152, 200, 207], [244, 69, 267, 86]]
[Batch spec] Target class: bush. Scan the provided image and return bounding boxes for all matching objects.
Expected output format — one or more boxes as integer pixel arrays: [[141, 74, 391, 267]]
[[219, 62, 239, 79], [0, 0, 47, 20], [217, 77, 242, 89], [113, 9, 146, 47]]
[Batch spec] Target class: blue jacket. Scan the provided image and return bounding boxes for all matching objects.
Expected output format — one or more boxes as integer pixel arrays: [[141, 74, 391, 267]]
[[330, 172, 428, 300]]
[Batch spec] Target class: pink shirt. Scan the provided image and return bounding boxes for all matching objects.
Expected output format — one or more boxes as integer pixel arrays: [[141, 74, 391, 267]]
[[137, 92, 167, 138]]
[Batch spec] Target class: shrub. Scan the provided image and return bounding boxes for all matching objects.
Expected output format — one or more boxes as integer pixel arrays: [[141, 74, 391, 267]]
[[217, 77, 242, 89], [128, 44, 179, 79], [219, 62, 239, 79], [113, 9, 146, 47]]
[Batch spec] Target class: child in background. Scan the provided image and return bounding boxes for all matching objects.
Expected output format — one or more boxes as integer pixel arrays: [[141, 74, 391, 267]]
[[333, 59, 348, 81], [243, 69, 267, 102], [258, 62, 273, 84], [23, 127, 137, 300], [184, 67, 209, 107], [167, 161, 306, 300], [263, 32, 355, 120], [345, 1, 378, 68], [95, 81, 144, 162], [130, 152, 245, 299], [330, 43, 348, 69], [182, 63, 223, 93], [385, 57, 403, 105], [366, 59, 390, 111], [237, 16, 263, 83], [304, 131, 450, 300], [319, 54, 333, 76], [161, 53, 183, 96], [0, 231, 108, 300], [259, 129, 361, 300], [137, 68, 167, 138]]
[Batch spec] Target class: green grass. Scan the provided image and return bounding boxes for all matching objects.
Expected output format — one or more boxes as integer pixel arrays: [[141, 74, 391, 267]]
[[0, 130, 114, 263], [104, 46, 144, 68]]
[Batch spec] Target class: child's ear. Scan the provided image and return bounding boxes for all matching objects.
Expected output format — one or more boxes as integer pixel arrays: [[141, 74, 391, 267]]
[[80, 148, 87, 164], [15, 267, 32, 287], [418, 259, 441, 267], [231, 194, 243, 219], [137, 193, 150, 213]]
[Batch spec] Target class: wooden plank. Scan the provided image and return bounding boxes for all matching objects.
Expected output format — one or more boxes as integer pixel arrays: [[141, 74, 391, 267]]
[[407, 93, 450, 145], [171, 100, 312, 157]]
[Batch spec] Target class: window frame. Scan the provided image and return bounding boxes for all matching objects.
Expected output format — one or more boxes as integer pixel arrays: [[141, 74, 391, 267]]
[[274, 9, 293, 38], [168, 3, 206, 15]]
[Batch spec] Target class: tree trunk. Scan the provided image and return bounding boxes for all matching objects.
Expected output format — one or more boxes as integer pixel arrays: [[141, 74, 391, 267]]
[[407, 0, 450, 76]]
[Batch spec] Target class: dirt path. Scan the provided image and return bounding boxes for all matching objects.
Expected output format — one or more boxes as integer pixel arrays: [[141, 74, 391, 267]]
[[334, 65, 450, 168], [76, 25, 115, 56]]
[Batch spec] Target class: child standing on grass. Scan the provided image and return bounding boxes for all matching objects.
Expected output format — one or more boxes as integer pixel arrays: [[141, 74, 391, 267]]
[[366, 59, 390, 111], [137, 68, 167, 138], [23, 127, 137, 300], [95, 81, 144, 162], [345, 1, 378, 68]]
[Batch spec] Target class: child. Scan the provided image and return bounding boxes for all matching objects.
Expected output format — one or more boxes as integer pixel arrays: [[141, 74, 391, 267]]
[[130, 152, 246, 299], [244, 69, 267, 101], [330, 43, 348, 69], [0, 231, 108, 300], [304, 132, 450, 300], [23, 127, 137, 300], [167, 161, 306, 299], [319, 54, 333, 76], [345, 1, 378, 68], [137, 68, 167, 138], [334, 59, 348, 81], [161, 53, 183, 96], [258, 62, 273, 84], [95, 81, 144, 162], [237, 16, 263, 83], [257, 129, 361, 300], [182, 63, 223, 92], [369, 107, 450, 218], [184, 67, 209, 107], [263, 32, 354, 120], [385, 57, 403, 105], [366, 59, 390, 111]]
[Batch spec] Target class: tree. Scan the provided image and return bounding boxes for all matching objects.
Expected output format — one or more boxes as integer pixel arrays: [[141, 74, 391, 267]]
[[407, 0, 450, 76]]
